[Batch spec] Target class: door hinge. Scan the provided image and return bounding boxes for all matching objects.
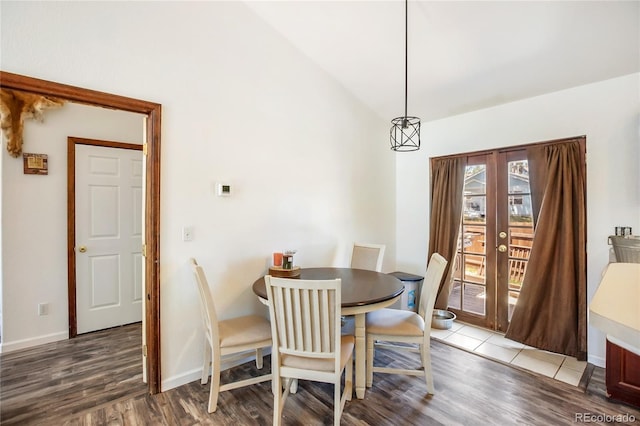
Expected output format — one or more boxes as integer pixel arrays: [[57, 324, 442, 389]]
[[143, 344, 148, 358], [143, 143, 148, 156], [142, 244, 147, 257]]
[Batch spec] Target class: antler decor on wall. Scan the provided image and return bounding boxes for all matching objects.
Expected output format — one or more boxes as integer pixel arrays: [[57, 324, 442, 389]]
[[0, 88, 64, 157]]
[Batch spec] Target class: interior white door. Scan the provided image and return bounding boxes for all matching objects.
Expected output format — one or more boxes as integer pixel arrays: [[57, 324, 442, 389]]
[[76, 144, 143, 334]]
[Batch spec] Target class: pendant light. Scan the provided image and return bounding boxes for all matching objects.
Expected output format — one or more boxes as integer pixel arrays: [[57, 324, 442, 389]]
[[390, 0, 420, 152]]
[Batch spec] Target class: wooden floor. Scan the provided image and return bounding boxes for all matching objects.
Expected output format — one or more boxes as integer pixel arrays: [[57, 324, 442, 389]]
[[0, 323, 147, 425], [2, 323, 639, 425]]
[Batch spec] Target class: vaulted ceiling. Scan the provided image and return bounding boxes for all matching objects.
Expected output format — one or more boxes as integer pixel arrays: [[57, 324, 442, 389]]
[[246, 1, 639, 122]]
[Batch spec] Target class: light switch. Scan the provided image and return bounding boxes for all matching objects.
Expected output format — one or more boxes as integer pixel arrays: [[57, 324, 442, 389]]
[[38, 303, 49, 316], [182, 226, 194, 242]]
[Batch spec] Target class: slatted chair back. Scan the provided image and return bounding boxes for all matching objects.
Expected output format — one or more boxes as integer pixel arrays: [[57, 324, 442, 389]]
[[418, 252, 449, 324], [191, 258, 219, 350]]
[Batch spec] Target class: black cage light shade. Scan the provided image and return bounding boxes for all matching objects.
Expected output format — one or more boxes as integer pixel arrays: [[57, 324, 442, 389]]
[[390, 0, 420, 152], [391, 116, 420, 151]]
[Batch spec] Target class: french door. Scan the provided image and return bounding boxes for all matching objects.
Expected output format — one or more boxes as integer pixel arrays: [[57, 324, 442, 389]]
[[448, 149, 533, 332]]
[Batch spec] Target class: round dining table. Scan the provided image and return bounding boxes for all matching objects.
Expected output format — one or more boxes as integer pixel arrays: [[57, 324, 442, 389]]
[[252, 267, 404, 399]]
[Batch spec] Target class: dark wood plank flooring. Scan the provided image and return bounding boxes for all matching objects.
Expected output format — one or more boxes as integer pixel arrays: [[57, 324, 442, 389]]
[[0, 323, 147, 425], [2, 323, 639, 425]]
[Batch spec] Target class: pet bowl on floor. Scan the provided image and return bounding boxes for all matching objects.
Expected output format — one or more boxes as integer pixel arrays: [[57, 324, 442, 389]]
[[432, 309, 456, 329]]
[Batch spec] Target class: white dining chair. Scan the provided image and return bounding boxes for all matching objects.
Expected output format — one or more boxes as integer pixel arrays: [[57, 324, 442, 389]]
[[265, 275, 354, 426], [365, 253, 448, 394], [190, 258, 272, 413], [343, 242, 386, 333], [350, 242, 386, 272]]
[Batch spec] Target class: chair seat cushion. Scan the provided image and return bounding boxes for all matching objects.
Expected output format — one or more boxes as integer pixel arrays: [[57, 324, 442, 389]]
[[219, 315, 271, 348], [282, 335, 355, 372], [366, 308, 424, 337]]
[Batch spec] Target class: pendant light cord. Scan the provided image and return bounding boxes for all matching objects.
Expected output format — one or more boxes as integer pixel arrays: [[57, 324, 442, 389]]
[[404, 0, 408, 121], [390, 0, 420, 151]]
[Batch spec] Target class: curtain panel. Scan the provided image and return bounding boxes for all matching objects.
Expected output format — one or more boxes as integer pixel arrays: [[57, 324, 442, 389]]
[[428, 157, 467, 310], [505, 139, 587, 360]]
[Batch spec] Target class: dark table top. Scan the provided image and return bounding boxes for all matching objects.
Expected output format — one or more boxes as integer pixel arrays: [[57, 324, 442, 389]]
[[252, 267, 404, 308]]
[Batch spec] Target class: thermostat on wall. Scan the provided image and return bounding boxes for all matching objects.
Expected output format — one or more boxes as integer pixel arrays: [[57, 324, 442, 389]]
[[216, 183, 232, 197]]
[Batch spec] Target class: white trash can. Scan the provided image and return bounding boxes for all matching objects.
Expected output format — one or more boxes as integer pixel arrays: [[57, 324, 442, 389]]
[[388, 272, 424, 312]]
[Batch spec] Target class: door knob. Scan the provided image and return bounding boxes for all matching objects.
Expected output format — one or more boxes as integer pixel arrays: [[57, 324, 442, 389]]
[[78, 246, 87, 253], [499, 231, 507, 239], [498, 244, 507, 253]]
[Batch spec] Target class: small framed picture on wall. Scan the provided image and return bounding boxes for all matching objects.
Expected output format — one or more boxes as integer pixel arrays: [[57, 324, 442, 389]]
[[23, 153, 48, 175]]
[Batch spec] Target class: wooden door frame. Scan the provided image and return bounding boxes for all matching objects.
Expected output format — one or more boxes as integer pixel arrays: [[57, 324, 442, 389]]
[[0, 71, 162, 394], [67, 137, 144, 335]]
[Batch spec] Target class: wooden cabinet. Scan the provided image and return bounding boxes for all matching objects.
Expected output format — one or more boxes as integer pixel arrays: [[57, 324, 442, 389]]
[[606, 339, 640, 408]]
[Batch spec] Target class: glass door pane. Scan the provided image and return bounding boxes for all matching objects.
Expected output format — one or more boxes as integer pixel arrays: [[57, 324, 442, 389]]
[[449, 158, 495, 328], [505, 160, 533, 322]]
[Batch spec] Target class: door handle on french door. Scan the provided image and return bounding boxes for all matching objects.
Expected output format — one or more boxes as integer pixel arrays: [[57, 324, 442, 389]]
[[498, 244, 507, 253], [78, 246, 87, 253]]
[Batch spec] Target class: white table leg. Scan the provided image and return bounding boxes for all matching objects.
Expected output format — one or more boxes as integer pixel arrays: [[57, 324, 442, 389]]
[[354, 312, 366, 399]]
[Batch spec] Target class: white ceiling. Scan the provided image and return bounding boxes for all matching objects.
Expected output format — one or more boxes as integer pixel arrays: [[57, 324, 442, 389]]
[[246, 1, 640, 122]]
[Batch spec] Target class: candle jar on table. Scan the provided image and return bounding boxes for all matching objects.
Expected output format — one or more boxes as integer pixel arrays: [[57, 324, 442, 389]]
[[282, 250, 296, 269]]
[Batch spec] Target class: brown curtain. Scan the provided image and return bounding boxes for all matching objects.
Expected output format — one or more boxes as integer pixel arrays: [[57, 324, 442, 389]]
[[525, 146, 547, 227], [505, 139, 587, 360], [428, 157, 466, 310]]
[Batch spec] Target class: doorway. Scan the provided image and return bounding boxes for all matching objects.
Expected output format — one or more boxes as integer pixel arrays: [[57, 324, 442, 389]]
[[448, 148, 534, 332], [69, 138, 144, 335], [0, 71, 162, 394]]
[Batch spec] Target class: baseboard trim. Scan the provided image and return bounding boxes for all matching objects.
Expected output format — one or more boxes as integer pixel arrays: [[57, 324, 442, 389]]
[[0, 331, 68, 353], [161, 367, 203, 392], [161, 349, 272, 392], [588, 353, 605, 368]]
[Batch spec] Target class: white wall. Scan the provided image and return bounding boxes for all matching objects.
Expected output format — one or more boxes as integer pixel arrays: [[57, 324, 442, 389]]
[[1, 2, 396, 390], [395, 73, 640, 367], [10, 0, 630, 387], [0, 103, 144, 351]]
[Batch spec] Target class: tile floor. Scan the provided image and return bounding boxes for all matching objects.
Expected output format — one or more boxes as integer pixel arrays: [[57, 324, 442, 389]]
[[431, 321, 588, 386]]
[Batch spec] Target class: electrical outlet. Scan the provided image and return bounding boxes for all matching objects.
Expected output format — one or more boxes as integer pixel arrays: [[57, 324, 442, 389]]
[[38, 303, 49, 316], [182, 226, 194, 242]]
